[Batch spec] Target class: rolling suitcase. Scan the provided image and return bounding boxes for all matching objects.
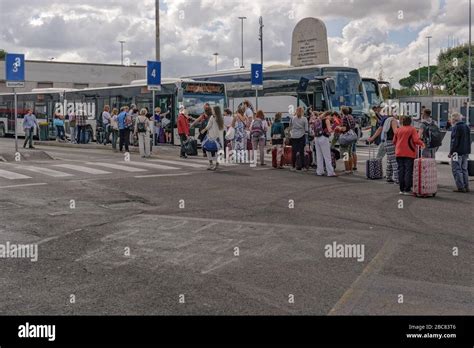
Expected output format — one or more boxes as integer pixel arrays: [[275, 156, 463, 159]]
[[184, 137, 198, 156], [272, 147, 279, 168], [468, 160, 474, 177], [283, 146, 292, 166], [366, 144, 383, 180], [413, 147, 437, 197]]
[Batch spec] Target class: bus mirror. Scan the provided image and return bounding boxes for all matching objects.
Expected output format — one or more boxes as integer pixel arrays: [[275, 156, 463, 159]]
[[326, 79, 336, 95], [177, 88, 184, 103]]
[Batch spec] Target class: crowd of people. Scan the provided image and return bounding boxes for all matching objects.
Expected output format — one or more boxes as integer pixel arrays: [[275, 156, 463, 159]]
[[22, 99, 472, 194]]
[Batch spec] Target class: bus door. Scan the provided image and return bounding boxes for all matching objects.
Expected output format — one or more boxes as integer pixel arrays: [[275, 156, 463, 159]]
[[153, 94, 173, 144], [297, 92, 314, 115]]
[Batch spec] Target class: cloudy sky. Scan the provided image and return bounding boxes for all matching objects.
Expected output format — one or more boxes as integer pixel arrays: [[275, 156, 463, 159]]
[[0, 0, 470, 87]]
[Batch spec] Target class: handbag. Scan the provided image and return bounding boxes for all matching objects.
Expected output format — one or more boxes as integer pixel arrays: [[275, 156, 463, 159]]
[[202, 136, 221, 152], [225, 127, 235, 140], [339, 129, 358, 146]]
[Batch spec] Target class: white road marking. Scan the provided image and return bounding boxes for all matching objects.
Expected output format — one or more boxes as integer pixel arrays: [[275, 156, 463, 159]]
[[0, 183, 47, 189], [53, 164, 111, 175], [0, 168, 31, 180], [134, 172, 192, 178], [150, 159, 207, 168], [85, 162, 147, 172], [19, 166, 74, 177], [124, 162, 180, 170]]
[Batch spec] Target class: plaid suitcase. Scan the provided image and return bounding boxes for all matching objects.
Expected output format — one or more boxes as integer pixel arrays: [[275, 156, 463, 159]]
[[413, 147, 437, 197], [366, 144, 383, 180]]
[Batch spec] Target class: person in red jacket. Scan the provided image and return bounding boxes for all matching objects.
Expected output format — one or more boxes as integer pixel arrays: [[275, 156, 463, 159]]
[[177, 107, 191, 158], [393, 116, 425, 195]]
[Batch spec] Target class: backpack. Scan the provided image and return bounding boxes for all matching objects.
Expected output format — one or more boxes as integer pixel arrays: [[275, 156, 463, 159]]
[[136, 117, 147, 133], [124, 114, 133, 128], [313, 118, 325, 137], [251, 119, 265, 138], [423, 121, 442, 148]]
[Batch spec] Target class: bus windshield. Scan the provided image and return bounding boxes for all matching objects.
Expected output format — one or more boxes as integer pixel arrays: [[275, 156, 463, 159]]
[[324, 70, 365, 112], [182, 94, 226, 117], [363, 80, 383, 107]]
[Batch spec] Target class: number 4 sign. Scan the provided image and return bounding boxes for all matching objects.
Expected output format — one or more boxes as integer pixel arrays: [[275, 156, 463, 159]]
[[147, 60, 161, 91]]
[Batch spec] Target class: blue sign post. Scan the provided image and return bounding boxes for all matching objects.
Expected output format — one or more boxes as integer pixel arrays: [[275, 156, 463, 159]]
[[251, 63, 263, 111], [5, 53, 26, 153], [147, 61, 161, 91], [147, 61, 161, 146]]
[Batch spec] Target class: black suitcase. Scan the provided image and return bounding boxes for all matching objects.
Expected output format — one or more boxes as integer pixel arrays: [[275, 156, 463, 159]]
[[184, 138, 198, 156], [468, 160, 474, 177]]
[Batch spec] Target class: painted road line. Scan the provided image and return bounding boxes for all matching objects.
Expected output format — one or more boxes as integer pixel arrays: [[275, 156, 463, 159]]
[[19, 166, 74, 177], [0, 168, 32, 180], [53, 164, 112, 175], [85, 162, 148, 172], [0, 183, 47, 189], [150, 159, 207, 168], [134, 172, 192, 178], [124, 162, 180, 170]]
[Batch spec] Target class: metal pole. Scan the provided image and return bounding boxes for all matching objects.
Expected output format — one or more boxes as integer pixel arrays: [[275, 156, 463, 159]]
[[238, 17, 246, 68], [255, 88, 258, 110], [152, 90, 156, 145], [156, 0, 160, 61], [259, 16, 264, 68], [418, 62, 421, 96], [119, 41, 125, 65], [426, 36, 432, 96], [14, 89, 18, 153], [468, 0, 472, 126]]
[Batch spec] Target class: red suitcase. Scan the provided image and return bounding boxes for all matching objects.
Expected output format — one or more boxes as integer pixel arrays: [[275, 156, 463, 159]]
[[413, 147, 437, 197], [282, 146, 292, 166]]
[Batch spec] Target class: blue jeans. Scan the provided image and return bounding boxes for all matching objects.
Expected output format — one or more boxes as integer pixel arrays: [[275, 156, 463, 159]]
[[451, 154, 469, 190], [23, 128, 34, 148], [56, 125, 65, 140], [77, 126, 87, 144]]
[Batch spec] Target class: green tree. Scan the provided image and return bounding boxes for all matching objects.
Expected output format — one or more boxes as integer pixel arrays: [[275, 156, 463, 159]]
[[433, 44, 472, 95], [399, 65, 438, 94], [0, 49, 5, 60]]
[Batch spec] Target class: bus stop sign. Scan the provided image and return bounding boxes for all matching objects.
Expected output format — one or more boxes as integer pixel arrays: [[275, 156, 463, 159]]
[[5, 53, 25, 88], [251, 63, 263, 89], [147, 60, 161, 91]]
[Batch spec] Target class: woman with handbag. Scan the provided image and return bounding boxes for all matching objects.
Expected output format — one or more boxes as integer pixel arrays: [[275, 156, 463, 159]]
[[271, 112, 285, 169], [200, 106, 225, 171]]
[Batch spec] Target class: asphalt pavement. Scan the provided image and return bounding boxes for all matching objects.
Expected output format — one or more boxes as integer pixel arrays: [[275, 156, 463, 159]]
[[0, 137, 472, 315]]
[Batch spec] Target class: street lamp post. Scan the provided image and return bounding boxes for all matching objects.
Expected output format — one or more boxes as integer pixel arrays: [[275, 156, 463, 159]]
[[259, 16, 264, 68], [119, 40, 126, 65], [468, 0, 472, 126], [426, 36, 432, 96], [418, 62, 421, 95], [238, 17, 247, 69], [156, 0, 160, 61], [213, 52, 219, 72]]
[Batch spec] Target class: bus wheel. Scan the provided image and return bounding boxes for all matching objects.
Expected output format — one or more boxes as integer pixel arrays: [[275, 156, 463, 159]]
[[0, 124, 5, 137]]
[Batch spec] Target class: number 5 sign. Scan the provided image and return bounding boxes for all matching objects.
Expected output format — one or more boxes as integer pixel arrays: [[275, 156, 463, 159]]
[[251, 63, 263, 89], [147, 60, 161, 91], [6, 53, 25, 87]]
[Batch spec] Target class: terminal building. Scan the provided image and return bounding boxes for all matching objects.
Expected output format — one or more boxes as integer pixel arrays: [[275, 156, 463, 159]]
[[0, 60, 146, 93]]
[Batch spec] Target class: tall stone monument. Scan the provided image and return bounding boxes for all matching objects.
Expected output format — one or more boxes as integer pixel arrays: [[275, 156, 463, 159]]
[[291, 17, 329, 67]]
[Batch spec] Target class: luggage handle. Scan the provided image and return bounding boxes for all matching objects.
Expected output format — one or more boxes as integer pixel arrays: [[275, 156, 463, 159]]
[[416, 145, 423, 159]]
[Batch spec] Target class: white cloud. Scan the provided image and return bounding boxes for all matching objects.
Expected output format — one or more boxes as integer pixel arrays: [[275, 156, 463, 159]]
[[0, 0, 470, 87]]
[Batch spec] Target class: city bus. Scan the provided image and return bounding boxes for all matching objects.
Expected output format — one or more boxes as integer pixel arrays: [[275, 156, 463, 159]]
[[183, 64, 369, 126], [0, 79, 227, 145]]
